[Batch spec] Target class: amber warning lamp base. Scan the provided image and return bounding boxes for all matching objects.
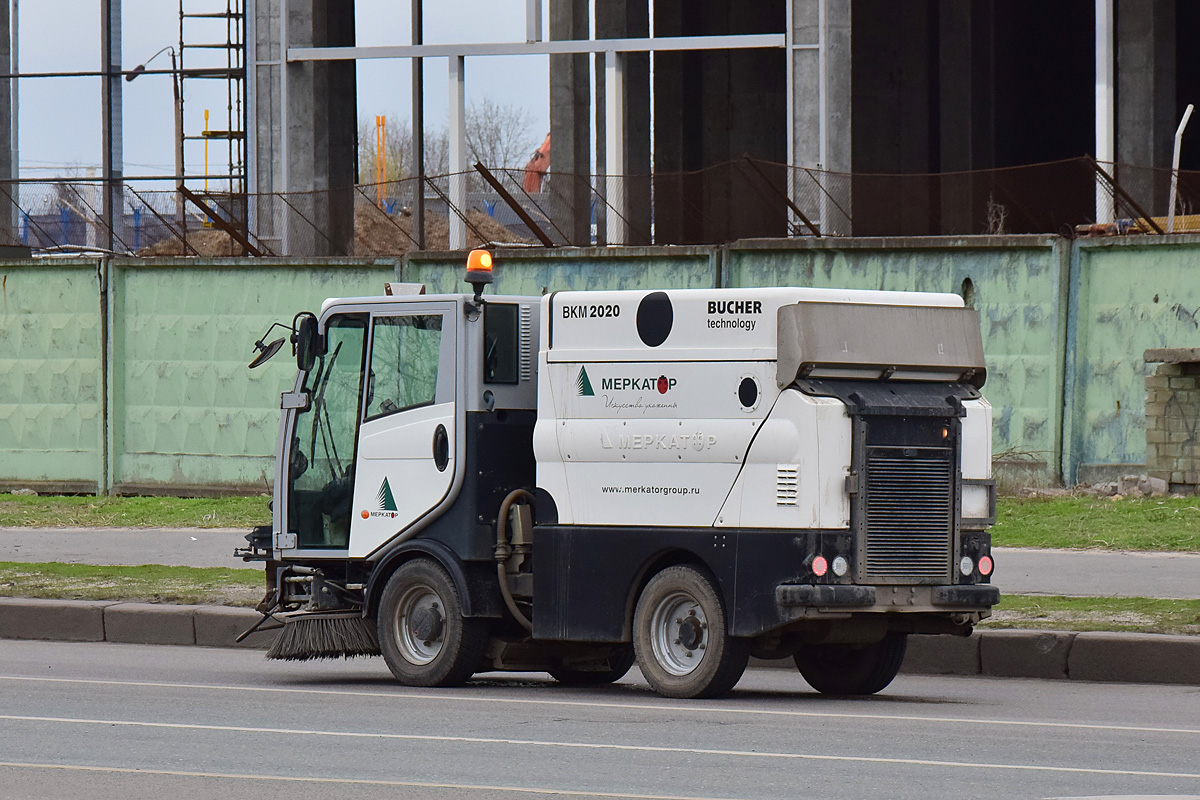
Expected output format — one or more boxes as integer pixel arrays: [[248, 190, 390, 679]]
[[464, 249, 495, 306]]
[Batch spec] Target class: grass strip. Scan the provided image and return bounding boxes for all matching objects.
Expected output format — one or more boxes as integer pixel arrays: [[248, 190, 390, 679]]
[[981, 594, 1200, 636], [1, 561, 1196, 636], [990, 495, 1200, 551], [0, 561, 263, 607], [0, 493, 270, 529], [2, 492, 1199, 552]]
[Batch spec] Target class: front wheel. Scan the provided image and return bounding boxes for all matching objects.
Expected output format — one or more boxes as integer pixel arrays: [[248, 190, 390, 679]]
[[633, 565, 748, 699], [377, 559, 488, 687], [794, 632, 908, 695]]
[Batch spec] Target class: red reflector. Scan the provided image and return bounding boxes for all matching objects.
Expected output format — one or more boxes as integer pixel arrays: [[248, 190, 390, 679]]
[[978, 555, 994, 576], [812, 555, 828, 577]]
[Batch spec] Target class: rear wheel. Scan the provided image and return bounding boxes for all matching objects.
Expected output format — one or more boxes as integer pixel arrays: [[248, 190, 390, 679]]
[[550, 646, 636, 686], [378, 559, 488, 687], [633, 565, 748, 699], [794, 632, 908, 695]]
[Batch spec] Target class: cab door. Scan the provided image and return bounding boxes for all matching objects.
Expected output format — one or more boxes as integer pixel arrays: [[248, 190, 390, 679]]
[[348, 303, 459, 558], [280, 313, 368, 554]]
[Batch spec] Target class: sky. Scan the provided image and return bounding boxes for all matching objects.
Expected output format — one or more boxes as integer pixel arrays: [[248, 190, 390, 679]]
[[16, 0, 553, 187]]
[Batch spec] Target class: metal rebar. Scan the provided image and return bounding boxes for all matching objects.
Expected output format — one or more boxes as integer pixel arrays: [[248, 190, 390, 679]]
[[473, 163, 554, 247], [179, 184, 263, 255]]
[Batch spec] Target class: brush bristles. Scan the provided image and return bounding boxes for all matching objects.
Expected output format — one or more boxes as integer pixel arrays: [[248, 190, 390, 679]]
[[266, 614, 382, 661]]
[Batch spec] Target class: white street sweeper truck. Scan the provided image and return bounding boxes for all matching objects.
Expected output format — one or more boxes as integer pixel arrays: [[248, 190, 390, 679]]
[[240, 249, 998, 698]]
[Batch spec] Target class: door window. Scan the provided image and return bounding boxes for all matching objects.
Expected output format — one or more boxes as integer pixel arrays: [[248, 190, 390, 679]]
[[287, 315, 367, 548], [365, 315, 444, 420]]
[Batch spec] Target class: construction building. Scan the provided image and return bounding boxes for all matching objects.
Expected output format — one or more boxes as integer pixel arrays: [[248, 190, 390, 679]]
[[2, 1, 1197, 253]]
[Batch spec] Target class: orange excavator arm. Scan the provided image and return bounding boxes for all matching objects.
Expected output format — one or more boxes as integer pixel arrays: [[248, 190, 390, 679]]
[[522, 133, 551, 193]]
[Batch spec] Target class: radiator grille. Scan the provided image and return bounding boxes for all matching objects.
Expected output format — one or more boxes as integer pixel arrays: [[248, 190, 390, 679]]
[[863, 449, 953, 581]]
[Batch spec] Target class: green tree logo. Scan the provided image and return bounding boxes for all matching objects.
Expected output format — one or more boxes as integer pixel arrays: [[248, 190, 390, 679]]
[[576, 365, 595, 396], [377, 478, 398, 511]]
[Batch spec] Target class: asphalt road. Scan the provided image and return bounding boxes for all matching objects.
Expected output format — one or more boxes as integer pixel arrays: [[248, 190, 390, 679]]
[[1, 640, 1199, 800], [2, 527, 1198, 599]]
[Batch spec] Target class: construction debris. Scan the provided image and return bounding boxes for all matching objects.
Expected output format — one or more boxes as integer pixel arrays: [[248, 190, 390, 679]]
[[137, 206, 531, 257]]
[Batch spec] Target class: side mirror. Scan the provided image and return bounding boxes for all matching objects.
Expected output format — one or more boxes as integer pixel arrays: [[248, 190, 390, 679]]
[[295, 313, 323, 372]]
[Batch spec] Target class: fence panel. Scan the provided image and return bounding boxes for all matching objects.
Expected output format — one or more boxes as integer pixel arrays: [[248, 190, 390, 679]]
[[1064, 239, 1200, 483], [726, 237, 1069, 484], [7, 239, 1200, 494], [403, 247, 719, 296], [0, 259, 105, 492], [106, 258, 400, 494]]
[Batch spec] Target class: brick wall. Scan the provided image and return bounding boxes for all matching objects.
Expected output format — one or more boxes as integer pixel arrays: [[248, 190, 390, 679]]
[[1145, 362, 1200, 492]]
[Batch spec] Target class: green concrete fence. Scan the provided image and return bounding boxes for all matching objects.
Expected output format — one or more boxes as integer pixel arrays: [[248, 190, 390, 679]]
[[0, 237, 1195, 494]]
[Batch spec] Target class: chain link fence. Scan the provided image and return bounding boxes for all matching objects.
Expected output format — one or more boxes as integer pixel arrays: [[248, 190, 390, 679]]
[[1, 157, 1194, 257]]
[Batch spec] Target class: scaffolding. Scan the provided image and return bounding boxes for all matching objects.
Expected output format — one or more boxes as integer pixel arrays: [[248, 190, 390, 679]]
[[178, 0, 247, 244]]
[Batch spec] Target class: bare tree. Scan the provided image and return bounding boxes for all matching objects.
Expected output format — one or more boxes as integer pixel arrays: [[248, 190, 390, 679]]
[[358, 100, 538, 184], [358, 116, 452, 182], [464, 98, 538, 169], [357, 115, 415, 184], [422, 126, 450, 176]]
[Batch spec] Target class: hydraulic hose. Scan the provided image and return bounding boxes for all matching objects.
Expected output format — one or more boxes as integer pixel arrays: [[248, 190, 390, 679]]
[[495, 488, 536, 632]]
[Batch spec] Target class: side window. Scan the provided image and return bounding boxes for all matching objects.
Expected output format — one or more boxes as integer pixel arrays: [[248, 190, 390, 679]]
[[366, 314, 444, 420]]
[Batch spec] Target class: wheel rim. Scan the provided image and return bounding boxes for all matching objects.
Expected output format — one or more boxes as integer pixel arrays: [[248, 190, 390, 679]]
[[394, 584, 445, 665], [648, 590, 708, 676]]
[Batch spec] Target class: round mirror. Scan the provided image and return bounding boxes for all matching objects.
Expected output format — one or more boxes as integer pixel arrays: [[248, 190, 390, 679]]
[[248, 337, 286, 369]]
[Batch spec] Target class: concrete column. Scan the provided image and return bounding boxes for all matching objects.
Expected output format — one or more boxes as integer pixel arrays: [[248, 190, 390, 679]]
[[0, 0, 13, 244], [251, 0, 279, 249], [937, 0, 995, 234], [549, 0, 591, 246], [651, 0, 687, 244], [793, 0, 851, 234], [593, 51, 606, 246], [596, 0, 651, 245], [603, 51, 625, 244], [101, 0, 123, 252], [1097, 0, 1116, 223], [937, 1, 972, 234], [253, 0, 356, 256], [1117, 0, 1176, 215], [448, 55, 466, 250], [851, 0, 936, 235], [654, 0, 786, 245]]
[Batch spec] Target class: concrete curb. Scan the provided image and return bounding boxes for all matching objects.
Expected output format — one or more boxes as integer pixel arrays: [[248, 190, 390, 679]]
[[3, 598, 1197, 686], [0, 598, 275, 650], [755, 627, 1199, 687]]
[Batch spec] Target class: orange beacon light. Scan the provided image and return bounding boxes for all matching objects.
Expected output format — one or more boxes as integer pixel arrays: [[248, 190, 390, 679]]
[[465, 249, 494, 305]]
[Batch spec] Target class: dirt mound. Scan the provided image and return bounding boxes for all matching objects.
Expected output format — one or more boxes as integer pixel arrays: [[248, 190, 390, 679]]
[[138, 228, 243, 257], [138, 207, 531, 257], [354, 206, 532, 255]]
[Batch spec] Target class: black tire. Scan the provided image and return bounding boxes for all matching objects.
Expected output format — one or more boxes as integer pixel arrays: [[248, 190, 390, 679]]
[[633, 565, 749, 699], [549, 646, 636, 686], [794, 632, 908, 695], [377, 558, 489, 687]]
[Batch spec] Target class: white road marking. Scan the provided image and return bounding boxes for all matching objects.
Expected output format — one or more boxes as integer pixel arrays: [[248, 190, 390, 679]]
[[1, 674, 1198, 737], [0, 762, 741, 800], [2, 714, 1200, 780]]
